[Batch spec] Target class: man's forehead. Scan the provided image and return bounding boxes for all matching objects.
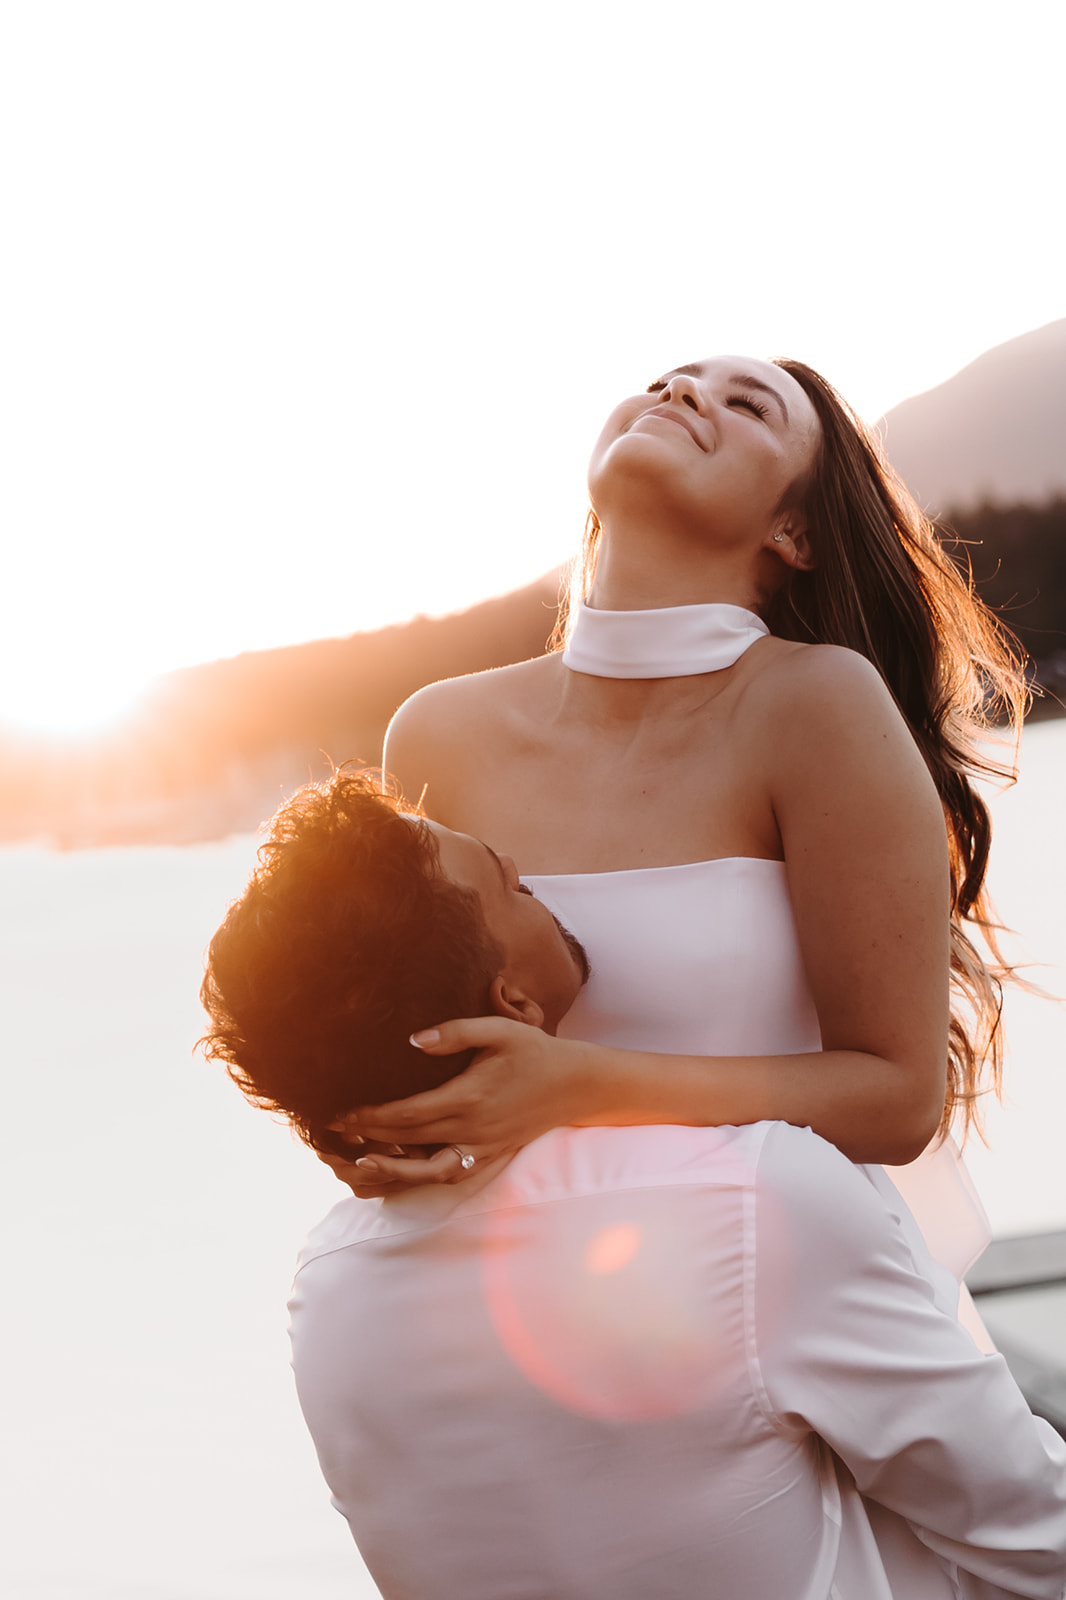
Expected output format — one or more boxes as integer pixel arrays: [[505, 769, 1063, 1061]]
[[424, 819, 500, 888]]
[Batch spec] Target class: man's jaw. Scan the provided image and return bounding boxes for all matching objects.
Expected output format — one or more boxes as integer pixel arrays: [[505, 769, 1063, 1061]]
[[553, 912, 591, 986]]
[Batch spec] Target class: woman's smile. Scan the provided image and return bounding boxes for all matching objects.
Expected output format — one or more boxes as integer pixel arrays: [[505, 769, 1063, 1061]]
[[629, 405, 709, 451]]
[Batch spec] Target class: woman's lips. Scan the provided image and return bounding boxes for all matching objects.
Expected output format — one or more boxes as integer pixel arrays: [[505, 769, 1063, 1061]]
[[630, 406, 708, 451]]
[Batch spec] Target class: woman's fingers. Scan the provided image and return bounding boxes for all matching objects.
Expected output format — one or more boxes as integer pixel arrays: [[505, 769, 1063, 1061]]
[[352, 1146, 457, 1184], [316, 1137, 491, 1193], [409, 1015, 524, 1057], [314, 1144, 412, 1199], [331, 1022, 594, 1151], [335, 1174, 414, 1199], [332, 1091, 470, 1145], [336, 1017, 526, 1141], [349, 1143, 501, 1189], [355, 1109, 469, 1145], [355, 1063, 509, 1144]]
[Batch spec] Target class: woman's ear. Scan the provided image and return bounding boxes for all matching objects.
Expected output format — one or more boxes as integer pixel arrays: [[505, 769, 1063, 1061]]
[[769, 517, 816, 572], [488, 973, 545, 1030]]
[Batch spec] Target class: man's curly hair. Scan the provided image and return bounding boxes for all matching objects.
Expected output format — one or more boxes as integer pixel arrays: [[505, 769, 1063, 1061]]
[[200, 769, 503, 1154]]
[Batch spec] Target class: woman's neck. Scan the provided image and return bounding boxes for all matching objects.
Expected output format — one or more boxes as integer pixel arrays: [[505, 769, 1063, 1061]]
[[586, 536, 764, 615]]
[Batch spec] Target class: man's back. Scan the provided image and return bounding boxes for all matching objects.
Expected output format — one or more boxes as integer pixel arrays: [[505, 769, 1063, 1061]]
[[289, 1122, 1066, 1600]]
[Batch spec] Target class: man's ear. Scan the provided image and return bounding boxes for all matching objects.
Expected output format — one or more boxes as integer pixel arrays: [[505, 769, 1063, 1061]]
[[488, 973, 545, 1030]]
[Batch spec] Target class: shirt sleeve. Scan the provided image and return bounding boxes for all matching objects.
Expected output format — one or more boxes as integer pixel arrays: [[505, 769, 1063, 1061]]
[[750, 1122, 1066, 1600]]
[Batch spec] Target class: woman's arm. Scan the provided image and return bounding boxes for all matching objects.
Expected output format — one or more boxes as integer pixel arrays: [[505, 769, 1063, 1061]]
[[347, 648, 950, 1176], [739, 643, 950, 1161]]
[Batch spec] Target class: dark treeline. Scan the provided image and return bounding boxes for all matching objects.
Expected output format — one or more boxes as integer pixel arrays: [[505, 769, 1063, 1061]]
[[941, 497, 1066, 710], [2, 501, 1064, 847]]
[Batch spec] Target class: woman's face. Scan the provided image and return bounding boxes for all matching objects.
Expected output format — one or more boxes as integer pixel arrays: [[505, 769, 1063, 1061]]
[[587, 356, 821, 552]]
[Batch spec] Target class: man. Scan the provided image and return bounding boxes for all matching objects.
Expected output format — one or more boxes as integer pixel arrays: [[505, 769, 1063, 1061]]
[[202, 770, 1066, 1600]]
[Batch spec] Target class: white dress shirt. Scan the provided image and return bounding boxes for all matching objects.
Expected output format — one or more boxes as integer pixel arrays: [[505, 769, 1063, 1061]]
[[289, 1121, 1066, 1599]]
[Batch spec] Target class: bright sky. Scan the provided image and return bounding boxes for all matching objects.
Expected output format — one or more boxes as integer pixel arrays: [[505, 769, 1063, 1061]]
[[1, 0, 1062, 735]]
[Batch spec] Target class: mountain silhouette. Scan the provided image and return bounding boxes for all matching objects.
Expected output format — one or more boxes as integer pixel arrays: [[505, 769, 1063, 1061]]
[[879, 319, 1066, 513], [3, 320, 1065, 846]]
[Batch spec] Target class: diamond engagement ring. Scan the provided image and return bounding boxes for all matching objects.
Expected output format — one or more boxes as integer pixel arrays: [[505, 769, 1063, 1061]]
[[451, 1145, 476, 1170]]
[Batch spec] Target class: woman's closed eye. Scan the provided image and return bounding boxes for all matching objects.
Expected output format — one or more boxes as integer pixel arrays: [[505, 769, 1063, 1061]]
[[726, 393, 770, 420], [645, 380, 769, 421], [516, 883, 535, 897]]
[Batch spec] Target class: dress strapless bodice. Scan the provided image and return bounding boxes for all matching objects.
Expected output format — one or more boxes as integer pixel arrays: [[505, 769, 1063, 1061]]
[[523, 857, 992, 1333], [522, 857, 822, 1059]]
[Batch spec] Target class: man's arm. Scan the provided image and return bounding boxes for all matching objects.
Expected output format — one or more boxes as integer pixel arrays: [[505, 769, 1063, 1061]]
[[753, 1123, 1066, 1599]]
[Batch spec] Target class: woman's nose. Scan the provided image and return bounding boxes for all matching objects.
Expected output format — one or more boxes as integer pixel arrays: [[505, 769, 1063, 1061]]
[[661, 373, 702, 412]]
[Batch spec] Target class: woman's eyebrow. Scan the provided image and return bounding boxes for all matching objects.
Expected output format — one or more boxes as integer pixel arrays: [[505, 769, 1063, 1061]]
[[725, 372, 790, 424], [658, 364, 790, 424]]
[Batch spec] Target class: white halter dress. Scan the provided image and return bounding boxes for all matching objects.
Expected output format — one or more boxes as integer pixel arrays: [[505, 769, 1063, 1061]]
[[545, 601, 992, 1340]]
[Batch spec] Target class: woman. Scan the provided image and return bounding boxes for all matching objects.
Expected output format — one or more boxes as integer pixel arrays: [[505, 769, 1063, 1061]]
[[330, 354, 1023, 1317]]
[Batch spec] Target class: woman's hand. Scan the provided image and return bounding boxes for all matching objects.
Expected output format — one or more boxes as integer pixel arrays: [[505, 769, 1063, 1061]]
[[335, 1018, 603, 1160], [315, 1139, 511, 1197]]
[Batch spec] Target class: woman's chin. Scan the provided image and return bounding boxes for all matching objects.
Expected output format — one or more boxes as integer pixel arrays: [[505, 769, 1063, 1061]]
[[589, 435, 700, 511]]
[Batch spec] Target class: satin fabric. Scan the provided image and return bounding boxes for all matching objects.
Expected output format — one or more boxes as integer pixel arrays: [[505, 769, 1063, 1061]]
[[288, 859, 1065, 1598], [526, 857, 993, 1337], [289, 1123, 1066, 1599], [562, 600, 769, 679]]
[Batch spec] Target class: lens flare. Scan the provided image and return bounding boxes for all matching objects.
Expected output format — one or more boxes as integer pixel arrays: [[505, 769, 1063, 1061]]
[[481, 1181, 735, 1422], [584, 1222, 642, 1276]]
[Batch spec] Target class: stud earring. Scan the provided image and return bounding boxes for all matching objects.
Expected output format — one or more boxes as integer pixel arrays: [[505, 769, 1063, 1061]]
[[772, 532, 785, 543]]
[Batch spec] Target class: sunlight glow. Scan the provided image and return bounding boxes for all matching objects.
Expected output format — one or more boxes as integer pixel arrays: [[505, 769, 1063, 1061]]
[[2, 661, 155, 741], [0, 2, 1061, 726]]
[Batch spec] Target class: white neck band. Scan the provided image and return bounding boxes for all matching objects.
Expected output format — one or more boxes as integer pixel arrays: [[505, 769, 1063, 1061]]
[[562, 601, 769, 679]]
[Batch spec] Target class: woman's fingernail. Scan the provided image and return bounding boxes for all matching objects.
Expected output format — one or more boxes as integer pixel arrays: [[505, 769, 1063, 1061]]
[[410, 1029, 440, 1048], [354, 1158, 381, 1173]]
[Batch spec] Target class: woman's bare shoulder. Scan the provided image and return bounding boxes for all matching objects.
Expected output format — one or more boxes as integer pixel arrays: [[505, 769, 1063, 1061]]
[[746, 640, 935, 806], [383, 655, 561, 794], [750, 638, 902, 727], [390, 653, 559, 727], [736, 638, 927, 786]]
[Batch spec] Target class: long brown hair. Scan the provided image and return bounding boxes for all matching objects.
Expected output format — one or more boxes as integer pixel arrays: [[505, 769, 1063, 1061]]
[[559, 359, 1029, 1136]]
